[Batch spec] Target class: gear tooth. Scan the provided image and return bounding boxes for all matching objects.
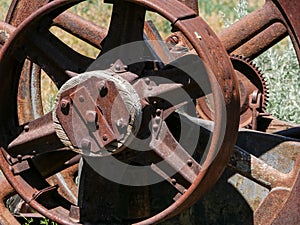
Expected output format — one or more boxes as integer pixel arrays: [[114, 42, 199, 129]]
[[230, 54, 269, 128]]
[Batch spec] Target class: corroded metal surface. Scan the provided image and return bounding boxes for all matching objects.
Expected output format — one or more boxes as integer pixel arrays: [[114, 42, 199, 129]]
[[0, 0, 299, 224]]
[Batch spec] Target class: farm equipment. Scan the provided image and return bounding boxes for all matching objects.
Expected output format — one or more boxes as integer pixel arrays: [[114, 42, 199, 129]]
[[0, 0, 299, 224]]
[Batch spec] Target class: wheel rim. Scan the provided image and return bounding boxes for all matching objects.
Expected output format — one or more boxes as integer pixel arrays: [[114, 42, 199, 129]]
[[0, 0, 240, 224]]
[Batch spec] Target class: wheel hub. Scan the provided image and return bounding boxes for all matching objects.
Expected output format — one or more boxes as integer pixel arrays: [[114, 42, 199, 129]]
[[53, 70, 142, 157]]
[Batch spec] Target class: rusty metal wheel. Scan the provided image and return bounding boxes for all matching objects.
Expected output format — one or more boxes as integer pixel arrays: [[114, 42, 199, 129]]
[[0, 1, 100, 221], [192, 0, 300, 224], [0, 0, 240, 224]]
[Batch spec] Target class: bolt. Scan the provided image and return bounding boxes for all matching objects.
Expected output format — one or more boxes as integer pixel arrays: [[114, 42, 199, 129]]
[[97, 81, 105, 92], [145, 77, 151, 85], [98, 81, 108, 97], [187, 159, 193, 167], [171, 178, 177, 185], [17, 154, 22, 162], [170, 35, 179, 44], [61, 99, 70, 109], [61, 99, 70, 114], [156, 109, 161, 116], [115, 64, 121, 71], [24, 124, 29, 132], [81, 139, 91, 150], [85, 111, 97, 124], [103, 135, 108, 142], [79, 95, 84, 103], [148, 86, 153, 91]]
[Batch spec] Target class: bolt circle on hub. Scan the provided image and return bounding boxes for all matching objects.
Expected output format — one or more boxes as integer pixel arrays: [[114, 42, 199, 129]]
[[53, 70, 142, 157]]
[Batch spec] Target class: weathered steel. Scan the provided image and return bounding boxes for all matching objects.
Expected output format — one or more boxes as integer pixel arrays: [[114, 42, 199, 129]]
[[0, 0, 300, 224]]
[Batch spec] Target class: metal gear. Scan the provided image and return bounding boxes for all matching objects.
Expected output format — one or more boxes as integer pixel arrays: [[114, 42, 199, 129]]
[[197, 54, 269, 128]]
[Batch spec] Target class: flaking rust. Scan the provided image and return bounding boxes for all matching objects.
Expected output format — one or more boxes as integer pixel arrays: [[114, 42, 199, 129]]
[[0, 0, 299, 224]]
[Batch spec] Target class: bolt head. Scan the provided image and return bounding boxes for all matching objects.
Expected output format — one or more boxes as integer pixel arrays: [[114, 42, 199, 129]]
[[115, 64, 121, 71], [98, 81, 108, 97], [79, 95, 85, 102], [61, 99, 70, 109], [103, 135, 108, 142], [85, 111, 97, 124], [145, 77, 151, 85], [61, 99, 71, 115], [170, 35, 179, 44], [81, 139, 91, 150], [24, 124, 30, 132]]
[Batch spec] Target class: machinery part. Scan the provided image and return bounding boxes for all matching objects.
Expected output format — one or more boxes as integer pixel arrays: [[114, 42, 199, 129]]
[[197, 54, 269, 128], [1, 0, 84, 220], [53, 70, 142, 156], [1, 0, 300, 224], [0, 0, 239, 224]]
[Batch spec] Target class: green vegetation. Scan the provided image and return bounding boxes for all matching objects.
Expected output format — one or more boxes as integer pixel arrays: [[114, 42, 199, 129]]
[[2, 0, 298, 122], [1, 0, 299, 122]]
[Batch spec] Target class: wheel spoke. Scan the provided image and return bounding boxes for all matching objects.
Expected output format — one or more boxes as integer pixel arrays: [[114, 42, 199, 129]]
[[4, 111, 77, 178], [150, 121, 201, 184], [53, 11, 107, 49], [7, 113, 65, 157], [219, 1, 287, 58], [229, 145, 288, 189], [133, 53, 211, 104], [26, 29, 93, 87]]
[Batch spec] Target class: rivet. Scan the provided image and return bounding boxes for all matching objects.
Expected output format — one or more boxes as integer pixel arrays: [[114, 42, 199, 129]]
[[61, 99, 70, 109], [187, 159, 193, 167], [148, 86, 153, 91], [170, 35, 179, 44], [171, 178, 177, 185], [6, 155, 11, 163], [98, 81, 108, 97], [97, 81, 105, 92], [103, 135, 108, 142], [79, 95, 84, 102], [24, 124, 29, 132], [60, 99, 70, 114], [115, 64, 121, 71], [17, 154, 22, 161], [145, 77, 151, 85], [156, 109, 161, 116]]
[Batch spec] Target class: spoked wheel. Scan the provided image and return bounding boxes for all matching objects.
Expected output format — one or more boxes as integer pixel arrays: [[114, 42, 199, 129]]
[[0, 0, 240, 224], [192, 0, 300, 224]]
